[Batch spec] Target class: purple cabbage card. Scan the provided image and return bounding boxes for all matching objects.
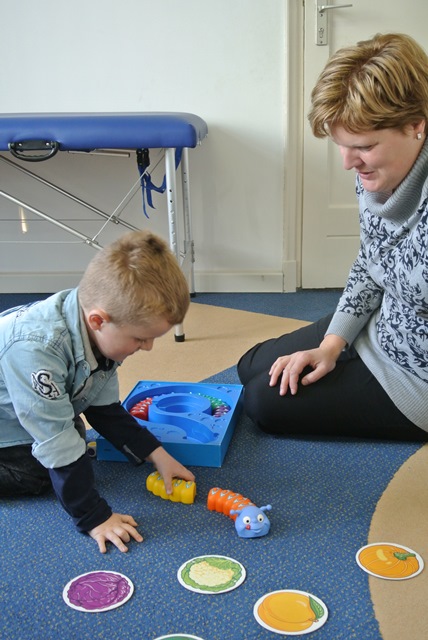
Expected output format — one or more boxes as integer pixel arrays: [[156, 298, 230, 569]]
[[63, 570, 134, 612]]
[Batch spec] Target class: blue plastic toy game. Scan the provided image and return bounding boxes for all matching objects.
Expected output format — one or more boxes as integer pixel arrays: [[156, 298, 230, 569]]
[[93, 380, 243, 467]]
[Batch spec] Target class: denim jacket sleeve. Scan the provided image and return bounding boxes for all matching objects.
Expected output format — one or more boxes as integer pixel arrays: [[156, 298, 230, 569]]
[[0, 337, 87, 467]]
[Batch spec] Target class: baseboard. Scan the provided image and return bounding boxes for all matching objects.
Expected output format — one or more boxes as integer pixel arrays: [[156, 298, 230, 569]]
[[0, 272, 82, 293], [194, 271, 284, 293], [0, 270, 288, 294]]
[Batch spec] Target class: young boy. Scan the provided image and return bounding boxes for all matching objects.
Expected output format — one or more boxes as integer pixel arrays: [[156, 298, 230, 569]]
[[0, 230, 195, 553]]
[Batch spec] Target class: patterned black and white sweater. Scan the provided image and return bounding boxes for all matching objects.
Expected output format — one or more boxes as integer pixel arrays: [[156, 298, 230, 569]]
[[327, 139, 428, 430]]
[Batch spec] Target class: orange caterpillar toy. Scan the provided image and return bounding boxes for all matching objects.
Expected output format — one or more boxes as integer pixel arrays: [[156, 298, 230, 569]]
[[207, 487, 272, 538], [207, 487, 255, 521]]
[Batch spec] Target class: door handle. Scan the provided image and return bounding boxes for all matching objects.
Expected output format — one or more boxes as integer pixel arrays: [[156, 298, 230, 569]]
[[316, 3, 353, 46], [318, 4, 353, 11]]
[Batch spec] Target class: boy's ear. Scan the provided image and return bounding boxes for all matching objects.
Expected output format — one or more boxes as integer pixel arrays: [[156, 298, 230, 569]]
[[86, 309, 111, 331]]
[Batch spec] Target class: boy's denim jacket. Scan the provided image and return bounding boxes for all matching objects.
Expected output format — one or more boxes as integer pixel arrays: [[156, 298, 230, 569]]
[[0, 288, 119, 468]]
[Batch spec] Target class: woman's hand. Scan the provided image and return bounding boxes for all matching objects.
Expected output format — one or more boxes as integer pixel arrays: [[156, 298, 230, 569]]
[[147, 446, 195, 495], [89, 513, 143, 553], [269, 334, 346, 396]]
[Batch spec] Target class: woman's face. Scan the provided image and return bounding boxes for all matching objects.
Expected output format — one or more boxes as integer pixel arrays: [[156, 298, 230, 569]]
[[330, 124, 425, 193]]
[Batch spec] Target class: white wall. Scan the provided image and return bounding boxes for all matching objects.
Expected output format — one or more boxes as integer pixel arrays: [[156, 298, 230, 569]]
[[0, 0, 289, 293]]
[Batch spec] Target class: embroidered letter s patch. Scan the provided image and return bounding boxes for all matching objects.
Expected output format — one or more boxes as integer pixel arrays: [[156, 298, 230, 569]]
[[31, 369, 61, 399]]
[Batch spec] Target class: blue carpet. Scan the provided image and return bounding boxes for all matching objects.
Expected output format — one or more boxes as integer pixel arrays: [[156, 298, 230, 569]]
[[0, 290, 342, 321], [0, 292, 52, 313], [192, 290, 342, 322], [0, 390, 420, 639], [0, 290, 421, 639]]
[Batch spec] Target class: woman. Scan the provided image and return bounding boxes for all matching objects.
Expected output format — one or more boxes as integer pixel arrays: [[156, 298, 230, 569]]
[[238, 33, 428, 441]]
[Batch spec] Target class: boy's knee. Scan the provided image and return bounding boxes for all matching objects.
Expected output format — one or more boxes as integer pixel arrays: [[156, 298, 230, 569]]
[[0, 466, 51, 497]]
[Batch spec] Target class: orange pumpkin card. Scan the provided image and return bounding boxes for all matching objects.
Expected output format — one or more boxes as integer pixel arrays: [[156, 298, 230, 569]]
[[356, 542, 424, 580]]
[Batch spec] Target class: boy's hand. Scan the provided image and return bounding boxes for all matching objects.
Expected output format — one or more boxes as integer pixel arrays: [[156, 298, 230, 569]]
[[147, 446, 195, 495], [88, 513, 143, 553]]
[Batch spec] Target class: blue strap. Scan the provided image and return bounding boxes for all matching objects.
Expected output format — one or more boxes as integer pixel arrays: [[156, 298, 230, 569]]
[[136, 148, 183, 218]]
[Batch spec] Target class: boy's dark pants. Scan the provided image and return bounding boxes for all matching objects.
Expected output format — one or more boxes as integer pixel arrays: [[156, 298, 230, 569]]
[[0, 445, 51, 496], [0, 416, 87, 497]]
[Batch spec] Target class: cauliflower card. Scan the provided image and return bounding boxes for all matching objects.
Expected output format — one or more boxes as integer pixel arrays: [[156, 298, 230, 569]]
[[177, 555, 246, 594]]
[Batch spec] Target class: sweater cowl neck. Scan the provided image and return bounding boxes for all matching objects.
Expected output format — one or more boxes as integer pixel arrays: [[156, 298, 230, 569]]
[[360, 139, 428, 223]]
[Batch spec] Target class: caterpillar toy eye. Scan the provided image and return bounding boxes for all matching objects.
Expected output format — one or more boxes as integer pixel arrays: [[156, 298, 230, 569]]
[[243, 516, 251, 525], [257, 514, 265, 523]]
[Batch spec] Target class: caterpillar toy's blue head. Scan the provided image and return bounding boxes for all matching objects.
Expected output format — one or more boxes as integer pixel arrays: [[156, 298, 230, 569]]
[[230, 504, 272, 538]]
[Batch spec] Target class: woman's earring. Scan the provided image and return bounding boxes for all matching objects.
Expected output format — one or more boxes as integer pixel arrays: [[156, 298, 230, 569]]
[[417, 132, 422, 140]]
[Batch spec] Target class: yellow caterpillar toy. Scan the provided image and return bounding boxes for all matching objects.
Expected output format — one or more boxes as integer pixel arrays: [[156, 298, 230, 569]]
[[146, 471, 196, 504]]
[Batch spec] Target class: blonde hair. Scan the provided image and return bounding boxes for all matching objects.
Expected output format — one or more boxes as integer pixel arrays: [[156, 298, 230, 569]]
[[78, 230, 189, 326], [308, 33, 428, 137]]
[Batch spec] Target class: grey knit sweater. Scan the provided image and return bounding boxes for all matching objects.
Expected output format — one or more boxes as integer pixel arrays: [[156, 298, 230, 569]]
[[327, 140, 428, 430]]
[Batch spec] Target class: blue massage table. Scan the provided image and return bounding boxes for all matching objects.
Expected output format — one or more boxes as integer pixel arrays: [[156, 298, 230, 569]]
[[0, 112, 208, 340]]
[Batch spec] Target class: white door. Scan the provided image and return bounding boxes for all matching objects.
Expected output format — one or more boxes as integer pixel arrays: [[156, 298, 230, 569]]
[[302, 0, 428, 287]]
